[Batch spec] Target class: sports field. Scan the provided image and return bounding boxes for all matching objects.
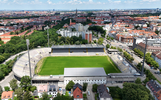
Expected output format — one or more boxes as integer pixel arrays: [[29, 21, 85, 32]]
[[37, 56, 120, 75]]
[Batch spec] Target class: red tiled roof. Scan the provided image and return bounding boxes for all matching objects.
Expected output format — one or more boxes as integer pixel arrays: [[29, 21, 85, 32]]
[[27, 31, 34, 35], [1, 91, 13, 99], [155, 90, 161, 100], [73, 87, 83, 99]]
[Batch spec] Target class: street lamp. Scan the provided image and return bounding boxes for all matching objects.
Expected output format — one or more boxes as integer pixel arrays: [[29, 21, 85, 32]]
[[44, 26, 50, 47], [26, 39, 32, 85]]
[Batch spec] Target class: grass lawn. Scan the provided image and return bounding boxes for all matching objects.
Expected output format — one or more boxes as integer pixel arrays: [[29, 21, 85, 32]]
[[37, 56, 120, 75]]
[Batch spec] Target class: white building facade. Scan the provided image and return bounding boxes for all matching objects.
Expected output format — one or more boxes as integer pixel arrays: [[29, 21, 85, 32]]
[[64, 68, 107, 85]]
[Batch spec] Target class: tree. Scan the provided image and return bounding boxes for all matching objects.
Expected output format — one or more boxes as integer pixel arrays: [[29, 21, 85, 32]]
[[75, 41, 80, 45], [98, 38, 104, 45], [122, 83, 150, 100], [155, 29, 159, 34], [54, 93, 73, 100], [23, 90, 33, 100], [106, 44, 110, 49], [0, 85, 3, 97], [83, 83, 88, 92], [82, 39, 88, 44], [92, 84, 98, 92], [39, 92, 50, 100], [65, 81, 75, 91], [0, 55, 5, 63], [9, 79, 18, 91], [15, 88, 24, 100], [0, 70, 4, 80], [29, 86, 37, 92], [4, 86, 10, 91], [20, 76, 31, 90], [135, 78, 142, 84]]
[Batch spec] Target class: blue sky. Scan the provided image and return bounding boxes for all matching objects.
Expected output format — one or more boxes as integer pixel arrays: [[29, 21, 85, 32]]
[[0, 0, 160, 10]]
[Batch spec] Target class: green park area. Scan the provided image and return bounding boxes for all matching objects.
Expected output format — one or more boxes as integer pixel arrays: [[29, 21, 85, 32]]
[[36, 56, 120, 75]]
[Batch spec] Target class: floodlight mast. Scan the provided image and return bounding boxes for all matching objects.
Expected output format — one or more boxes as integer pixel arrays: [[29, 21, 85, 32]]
[[141, 37, 148, 76], [26, 39, 32, 85], [44, 26, 50, 47]]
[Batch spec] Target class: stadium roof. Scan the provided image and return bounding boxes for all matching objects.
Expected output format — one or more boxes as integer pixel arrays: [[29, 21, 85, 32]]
[[51, 44, 104, 49], [64, 68, 106, 77]]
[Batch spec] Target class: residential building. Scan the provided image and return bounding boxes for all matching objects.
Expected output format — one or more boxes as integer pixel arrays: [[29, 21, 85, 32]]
[[48, 84, 58, 98], [97, 84, 112, 100], [136, 39, 161, 53], [152, 51, 161, 68], [146, 79, 161, 100], [1, 91, 14, 100], [74, 17, 87, 22], [57, 23, 92, 43], [73, 83, 83, 100], [37, 85, 48, 98]]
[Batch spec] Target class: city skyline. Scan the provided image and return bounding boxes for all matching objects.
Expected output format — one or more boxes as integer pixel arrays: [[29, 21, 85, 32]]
[[0, 0, 161, 10]]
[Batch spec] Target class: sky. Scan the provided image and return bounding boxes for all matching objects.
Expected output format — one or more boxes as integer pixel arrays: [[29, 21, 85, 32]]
[[0, 0, 160, 10]]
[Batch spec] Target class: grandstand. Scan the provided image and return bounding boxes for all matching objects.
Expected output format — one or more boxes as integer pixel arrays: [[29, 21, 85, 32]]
[[51, 44, 105, 53], [13, 48, 51, 80]]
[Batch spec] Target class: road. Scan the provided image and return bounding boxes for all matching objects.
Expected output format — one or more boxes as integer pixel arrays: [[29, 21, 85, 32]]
[[0, 72, 15, 90], [110, 40, 161, 82], [0, 50, 27, 90], [87, 85, 95, 100]]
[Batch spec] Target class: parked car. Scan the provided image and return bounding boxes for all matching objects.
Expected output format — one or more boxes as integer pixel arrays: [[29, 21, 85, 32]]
[[87, 91, 90, 96], [155, 71, 160, 74]]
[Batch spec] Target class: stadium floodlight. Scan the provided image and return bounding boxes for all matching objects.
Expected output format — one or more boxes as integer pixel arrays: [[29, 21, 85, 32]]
[[141, 37, 148, 76], [26, 39, 32, 85], [44, 26, 50, 47]]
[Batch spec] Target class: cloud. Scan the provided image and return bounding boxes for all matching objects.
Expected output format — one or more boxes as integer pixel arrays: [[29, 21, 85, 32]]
[[30, 0, 42, 4], [47, 0, 52, 4], [89, 0, 93, 2], [113, 0, 121, 3], [67, 0, 83, 5], [142, 0, 159, 2], [124, 0, 135, 3], [0, 0, 8, 3], [108, 0, 121, 3]]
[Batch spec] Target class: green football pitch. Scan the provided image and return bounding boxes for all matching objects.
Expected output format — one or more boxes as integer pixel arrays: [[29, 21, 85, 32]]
[[37, 56, 120, 75]]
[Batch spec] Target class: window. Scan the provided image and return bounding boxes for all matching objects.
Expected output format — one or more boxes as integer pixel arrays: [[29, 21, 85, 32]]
[[49, 88, 52, 91], [77, 95, 79, 97]]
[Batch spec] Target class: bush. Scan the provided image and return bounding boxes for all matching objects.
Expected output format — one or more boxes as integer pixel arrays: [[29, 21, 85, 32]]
[[92, 84, 98, 92], [106, 44, 110, 49], [83, 83, 88, 92], [4, 86, 10, 91], [65, 81, 75, 91], [34, 96, 39, 98]]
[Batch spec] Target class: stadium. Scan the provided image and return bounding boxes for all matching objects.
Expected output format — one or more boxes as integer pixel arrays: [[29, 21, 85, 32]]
[[13, 44, 137, 85]]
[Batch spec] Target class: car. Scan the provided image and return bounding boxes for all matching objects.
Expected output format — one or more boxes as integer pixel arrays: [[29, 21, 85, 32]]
[[155, 72, 160, 74], [87, 91, 90, 96]]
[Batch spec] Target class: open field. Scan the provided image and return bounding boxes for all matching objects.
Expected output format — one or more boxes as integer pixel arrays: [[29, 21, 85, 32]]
[[37, 56, 121, 75]]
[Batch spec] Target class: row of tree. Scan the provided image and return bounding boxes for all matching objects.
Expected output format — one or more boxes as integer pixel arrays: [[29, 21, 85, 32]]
[[133, 48, 144, 58], [134, 48, 159, 69], [0, 55, 20, 81], [123, 51, 134, 62], [145, 53, 159, 69]]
